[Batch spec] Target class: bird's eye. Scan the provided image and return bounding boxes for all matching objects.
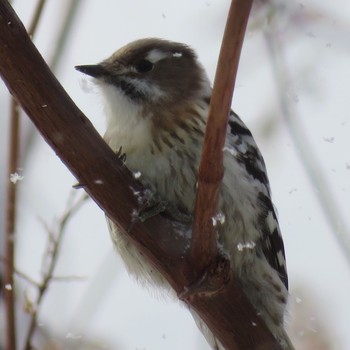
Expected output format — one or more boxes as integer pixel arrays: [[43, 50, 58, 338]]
[[135, 59, 154, 73]]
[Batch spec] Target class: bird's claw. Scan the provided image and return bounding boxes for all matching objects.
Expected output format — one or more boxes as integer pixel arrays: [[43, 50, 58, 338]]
[[116, 146, 126, 163]]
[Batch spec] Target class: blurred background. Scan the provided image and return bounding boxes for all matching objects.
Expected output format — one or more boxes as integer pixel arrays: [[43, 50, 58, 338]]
[[1, 0, 349, 349]]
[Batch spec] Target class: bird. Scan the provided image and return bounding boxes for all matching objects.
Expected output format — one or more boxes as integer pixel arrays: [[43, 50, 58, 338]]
[[76, 38, 294, 350]]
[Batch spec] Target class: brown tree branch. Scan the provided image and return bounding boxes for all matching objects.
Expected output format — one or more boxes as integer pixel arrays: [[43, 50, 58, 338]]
[[4, 97, 19, 350], [3, 1, 48, 349], [0, 1, 281, 349], [191, 0, 253, 276]]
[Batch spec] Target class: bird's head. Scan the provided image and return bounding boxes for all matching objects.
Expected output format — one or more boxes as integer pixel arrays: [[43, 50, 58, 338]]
[[76, 38, 210, 108]]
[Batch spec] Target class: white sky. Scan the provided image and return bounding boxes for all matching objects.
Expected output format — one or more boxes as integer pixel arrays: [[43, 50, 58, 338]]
[[1, 0, 350, 349]]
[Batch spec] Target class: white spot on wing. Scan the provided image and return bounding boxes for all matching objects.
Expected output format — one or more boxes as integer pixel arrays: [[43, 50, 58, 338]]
[[236, 142, 248, 154], [277, 250, 286, 268], [266, 211, 277, 232]]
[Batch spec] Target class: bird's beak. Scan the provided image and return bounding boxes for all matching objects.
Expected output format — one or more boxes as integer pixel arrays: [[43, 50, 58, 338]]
[[75, 64, 108, 78]]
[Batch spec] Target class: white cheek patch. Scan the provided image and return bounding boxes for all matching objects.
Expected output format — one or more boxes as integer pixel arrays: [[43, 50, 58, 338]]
[[146, 49, 168, 63]]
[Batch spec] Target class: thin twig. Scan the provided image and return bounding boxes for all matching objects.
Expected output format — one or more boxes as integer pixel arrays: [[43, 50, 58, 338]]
[[0, 257, 42, 288], [49, 0, 82, 72], [4, 98, 20, 350], [50, 275, 87, 282], [191, 0, 253, 274], [3, 2, 48, 348], [27, 0, 47, 37], [24, 192, 88, 350], [13, 271, 41, 289]]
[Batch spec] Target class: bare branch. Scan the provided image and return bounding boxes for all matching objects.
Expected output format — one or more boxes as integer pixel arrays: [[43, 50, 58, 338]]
[[1, 193, 88, 349], [3, 1, 48, 348], [0, 1, 282, 348], [191, 0, 253, 276], [4, 97, 19, 350], [0, 257, 41, 289], [24, 192, 88, 350], [27, 0, 47, 38], [50, 275, 87, 282]]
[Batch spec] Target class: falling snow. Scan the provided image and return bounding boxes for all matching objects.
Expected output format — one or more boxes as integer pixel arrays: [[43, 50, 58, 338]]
[[172, 52, 182, 58], [65, 332, 82, 339], [323, 136, 335, 143], [79, 77, 94, 93], [133, 171, 142, 179], [10, 172, 24, 184], [237, 241, 256, 251], [211, 212, 225, 226], [5, 284, 12, 291], [223, 146, 237, 157], [131, 209, 139, 221]]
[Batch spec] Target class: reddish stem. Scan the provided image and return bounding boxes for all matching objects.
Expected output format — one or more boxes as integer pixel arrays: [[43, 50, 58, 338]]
[[191, 0, 254, 274]]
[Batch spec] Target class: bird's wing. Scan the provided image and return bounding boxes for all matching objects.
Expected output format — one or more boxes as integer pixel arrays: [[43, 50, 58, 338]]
[[227, 111, 288, 289]]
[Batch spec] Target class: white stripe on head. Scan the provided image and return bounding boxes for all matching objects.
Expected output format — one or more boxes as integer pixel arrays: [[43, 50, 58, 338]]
[[146, 49, 168, 63]]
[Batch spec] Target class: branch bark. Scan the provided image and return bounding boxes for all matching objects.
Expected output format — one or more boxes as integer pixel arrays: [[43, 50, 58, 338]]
[[191, 0, 253, 275], [0, 1, 282, 349]]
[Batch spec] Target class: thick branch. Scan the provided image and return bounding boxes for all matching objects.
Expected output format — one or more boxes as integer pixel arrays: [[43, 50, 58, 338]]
[[0, 1, 281, 349]]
